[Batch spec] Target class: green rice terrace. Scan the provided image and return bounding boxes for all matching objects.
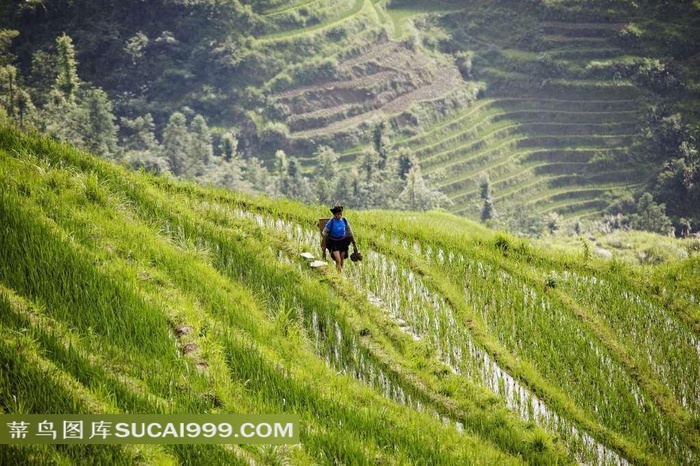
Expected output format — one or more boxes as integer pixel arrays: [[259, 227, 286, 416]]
[[1, 127, 699, 464], [250, 0, 659, 221]]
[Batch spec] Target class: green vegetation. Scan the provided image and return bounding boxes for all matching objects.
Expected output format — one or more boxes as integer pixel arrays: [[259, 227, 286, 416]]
[[1, 1, 699, 231], [2, 2, 700, 463], [1, 126, 699, 464]]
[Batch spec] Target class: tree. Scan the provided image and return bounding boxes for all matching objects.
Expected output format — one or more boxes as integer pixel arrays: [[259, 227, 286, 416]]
[[188, 114, 212, 176], [497, 205, 547, 238], [655, 138, 699, 219], [162, 112, 190, 176], [397, 147, 414, 180], [205, 156, 250, 192], [629, 192, 673, 234], [480, 178, 495, 222], [39, 34, 83, 144], [333, 170, 355, 206], [124, 32, 149, 65], [55, 34, 79, 102], [74, 86, 119, 158], [0, 30, 18, 67], [314, 145, 338, 180], [545, 212, 560, 235], [274, 149, 288, 176], [397, 163, 451, 211], [0, 31, 18, 114], [372, 121, 389, 170], [285, 157, 308, 200], [29, 50, 57, 108], [121, 113, 167, 174], [219, 131, 238, 162], [121, 113, 159, 152], [356, 148, 383, 209], [273, 149, 289, 195], [243, 157, 273, 194], [313, 145, 339, 205], [0, 29, 35, 128], [360, 147, 380, 184]]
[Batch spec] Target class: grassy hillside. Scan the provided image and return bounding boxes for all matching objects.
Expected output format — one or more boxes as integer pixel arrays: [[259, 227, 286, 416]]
[[1, 126, 699, 464]]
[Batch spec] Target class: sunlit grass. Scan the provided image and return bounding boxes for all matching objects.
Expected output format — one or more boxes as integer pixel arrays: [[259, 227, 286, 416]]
[[1, 126, 698, 464]]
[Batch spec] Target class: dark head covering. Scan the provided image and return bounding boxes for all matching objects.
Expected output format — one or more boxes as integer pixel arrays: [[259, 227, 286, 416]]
[[330, 205, 343, 214]]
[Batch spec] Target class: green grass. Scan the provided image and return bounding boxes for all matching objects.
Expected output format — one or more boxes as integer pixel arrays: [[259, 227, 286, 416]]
[[1, 126, 699, 464], [0, 127, 572, 464], [255, 0, 368, 42], [385, 0, 465, 40]]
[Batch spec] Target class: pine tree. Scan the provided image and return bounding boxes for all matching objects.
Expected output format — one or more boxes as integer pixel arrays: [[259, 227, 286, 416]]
[[0, 64, 18, 119], [286, 157, 301, 197], [333, 171, 355, 206], [480, 178, 495, 222], [55, 34, 79, 102], [74, 86, 119, 158], [243, 157, 273, 195], [397, 147, 414, 180], [40, 34, 81, 144], [274, 149, 288, 176], [206, 156, 250, 192], [219, 131, 238, 162], [373, 121, 389, 170], [162, 112, 190, 176], [122, 113, 159, 152], [188, 114, 212, 177], [29, 50, 57, 108], [0, 30, 18, 67], [313, 145, 338, 205], [314, 145, 338, 179], [0, 29, 36, 128], [355, 148, 383, 208], [273, 149, 289, 196], [121, 113, 168, 173]]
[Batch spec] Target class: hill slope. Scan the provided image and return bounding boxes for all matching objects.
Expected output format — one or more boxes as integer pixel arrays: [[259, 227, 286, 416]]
[[1, 127, 699, 464], [2, 0, 700, 227]]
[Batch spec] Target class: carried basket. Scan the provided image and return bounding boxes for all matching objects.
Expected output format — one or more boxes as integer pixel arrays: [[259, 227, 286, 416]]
[[318, 218, 330, 234]]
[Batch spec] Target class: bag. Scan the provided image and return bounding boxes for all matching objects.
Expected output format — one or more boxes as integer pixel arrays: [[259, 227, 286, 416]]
[[350, 251, 363, 262], [328, 217, 349, 240]]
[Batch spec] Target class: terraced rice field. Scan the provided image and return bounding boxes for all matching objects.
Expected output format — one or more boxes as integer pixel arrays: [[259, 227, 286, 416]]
[[1, 127, 698, 464], [408, 16, 647, 220], [252, 0, 657, 222]]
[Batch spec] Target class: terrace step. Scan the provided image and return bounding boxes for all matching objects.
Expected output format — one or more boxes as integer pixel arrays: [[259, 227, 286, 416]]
[[404, 97, 638, 149], [432, 147, 610, 187], [540, 22, 626, 31], [547, 47, 624, 60], [419, 120, 635, 172], [256, 0, 362, 39], [544, 35, 610, 44], [273, 39, 462, 138]]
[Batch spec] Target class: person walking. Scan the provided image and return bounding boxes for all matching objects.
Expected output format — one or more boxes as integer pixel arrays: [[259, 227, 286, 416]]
[[321, 205, 358, 273]]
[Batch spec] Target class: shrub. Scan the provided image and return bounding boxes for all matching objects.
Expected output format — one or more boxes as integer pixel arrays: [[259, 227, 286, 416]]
[[268, 73, 293, 93], [617, 23, 643, 49], [494, 234, 512, 254], [638, 243, 688, 265]]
